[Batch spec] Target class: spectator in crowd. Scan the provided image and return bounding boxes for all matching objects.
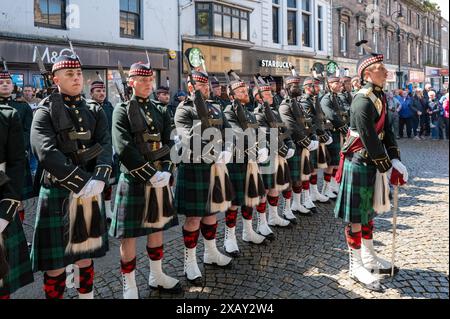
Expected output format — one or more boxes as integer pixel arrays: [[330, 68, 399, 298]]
[[443, 93, 449, 140], [427, 91, 441, 140], [423, 83, 433, 102], [438, 89, 448, 140], [387, 91, 401, 139], [22, 85, 42, 111], [411, 89, 424, 140], [413, 88, 430, 139], [174, 90, 187, 105], [398, 90, 414, 138]]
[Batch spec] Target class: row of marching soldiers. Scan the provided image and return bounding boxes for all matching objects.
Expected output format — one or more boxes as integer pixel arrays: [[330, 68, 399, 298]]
[[0, 45, 409, 299]]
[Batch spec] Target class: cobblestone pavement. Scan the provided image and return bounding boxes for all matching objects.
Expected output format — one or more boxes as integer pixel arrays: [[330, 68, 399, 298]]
[[13, 139, 449, 299]]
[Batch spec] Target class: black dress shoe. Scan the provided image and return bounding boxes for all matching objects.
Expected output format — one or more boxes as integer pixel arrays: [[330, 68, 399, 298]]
[[150, 282, 183, 294]]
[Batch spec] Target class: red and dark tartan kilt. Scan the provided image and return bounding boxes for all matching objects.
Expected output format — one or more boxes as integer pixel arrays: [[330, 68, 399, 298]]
[[334, 157, 376, 225], [30, 186, 109, 272], [326, 131, 342, 166], [0, 213, 34, 296], [109, 173, 179, 239], [175, 163, 217, 217]]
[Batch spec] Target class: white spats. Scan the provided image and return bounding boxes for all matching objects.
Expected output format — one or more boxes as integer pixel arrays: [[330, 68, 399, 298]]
[[267, 204, 290, 227], [291, 192, 311, 215], [203, 238, 232, 267], [362, 239, 398, 275], [257, 212, 274, 237], [224, 226, 240, 255], [148, 259, 180, 291], [78, 291, 94, 299], [322, 182, 337, 200], [122, 271, 139, 299], [282, 198, 297, 223], [310, 185, 329, 203], [242, 219, 266, 244], [348, 246, 383, 292], [184, 247, 202, 281]]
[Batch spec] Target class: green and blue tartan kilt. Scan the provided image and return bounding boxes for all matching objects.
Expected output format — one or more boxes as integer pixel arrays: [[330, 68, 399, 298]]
[[22, 160, 35, 200], [0, 213, 34, 296], [109, 173, 179, 239], [109, 154, 121, 186], [227, 163, 247, 206], [31, 186, 109, 272], [334, 157, 376, 225], [326, 131, 342, 166], [287, 151, 301, 182], [175, 163, 217, 217]]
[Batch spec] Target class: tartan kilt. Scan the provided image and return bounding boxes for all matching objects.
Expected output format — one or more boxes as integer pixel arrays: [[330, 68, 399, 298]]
[[175, 163, 217, 217], [109, 173, 179, 239], [227, 163, 247, 206], [326, 131, 342, 166], [287, 151, 301, 182], [22, 160, 34, 200], [31, 186, 109, 272], [0, 213, 34, 296], [260, 161, 273, 190], [334, 157, 376, 225]]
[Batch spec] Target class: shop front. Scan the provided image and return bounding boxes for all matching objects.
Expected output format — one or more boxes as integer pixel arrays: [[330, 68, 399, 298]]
[[0, 37, 179, 106], [408, 69, 425, 89], [440, 69, 449, 89], [425, 66, 442, 91], [182, 42, 330, 92], [385, 65, 398, 91]]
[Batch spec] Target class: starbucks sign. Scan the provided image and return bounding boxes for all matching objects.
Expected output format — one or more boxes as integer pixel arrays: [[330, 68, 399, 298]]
[[260, 60, 292, 69]]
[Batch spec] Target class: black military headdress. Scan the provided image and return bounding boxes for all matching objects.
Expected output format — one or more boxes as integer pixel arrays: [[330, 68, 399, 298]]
[[156, 86, 170, 95], [210, 75, 220, 88], [90, 80, 105, 92], [285, 66, 302, 85], [302, 76, 321, 87], [0, 58, 11, 80], [129, 61, 153, 77], [356, 40, 384, 81], [227, 70, 247, 91], [327, 76, 341, 83]]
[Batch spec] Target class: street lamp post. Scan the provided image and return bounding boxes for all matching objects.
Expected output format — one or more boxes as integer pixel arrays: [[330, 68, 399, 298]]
[[391, 10, 404, 89]]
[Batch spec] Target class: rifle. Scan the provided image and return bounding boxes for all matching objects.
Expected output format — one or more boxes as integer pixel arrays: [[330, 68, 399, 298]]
[[34, 49, 55, 96], [114, 80, 126, 103], [118, 61, 131, 101]]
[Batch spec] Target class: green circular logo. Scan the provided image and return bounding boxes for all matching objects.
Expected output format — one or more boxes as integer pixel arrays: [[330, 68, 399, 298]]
[[189, 48, 204, 68], [327, 61, 338, 74]]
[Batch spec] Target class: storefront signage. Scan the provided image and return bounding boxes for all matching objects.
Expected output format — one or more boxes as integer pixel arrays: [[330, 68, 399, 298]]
[[386, 69, 397, 82], [260, 60, 292, 69], [409, 70, 425, 83], [32, 46, 73, 64], [425, 66, 440, 77]]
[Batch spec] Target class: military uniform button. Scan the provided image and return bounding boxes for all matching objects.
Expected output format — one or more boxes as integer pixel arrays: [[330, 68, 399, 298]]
[[80, 127, 84, 132]]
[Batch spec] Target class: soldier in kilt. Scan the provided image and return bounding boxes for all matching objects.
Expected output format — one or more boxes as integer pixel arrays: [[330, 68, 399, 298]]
[[299, 78, 333, 210], [174, 63, 233, 283], [339, 76, 353, 109], [253, 77, 296, 241], [210, 76, 228, 111], [334, 50, 409, 292], [279, 75, 320, 216], [30, 55, 113, 299], [90, 80, 118, 222], [110, 62, 180, 298], [320, 76, 349, 200], [0, 70, 34, 298], [222, 71, 270, 256], [0, 61, 34, 223]]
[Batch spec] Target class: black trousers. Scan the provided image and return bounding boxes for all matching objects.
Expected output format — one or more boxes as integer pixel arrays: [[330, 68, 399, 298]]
[[399, 117, 413, 138]]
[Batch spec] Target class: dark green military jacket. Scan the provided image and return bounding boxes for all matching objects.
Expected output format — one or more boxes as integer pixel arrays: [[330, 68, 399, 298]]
[[273, 93, 283, 108], [31, 94, 113, 194], [0, 105, 25, 222], [349, 82, 400, 172], [0, 96, 33, 151], [112, 95, 173, 181], [101, 100, 114, 133], [254, 102, 295, 153], [320, 92, 349, 133], [278, 96, 313, 148], [299, 93, 330, 143], [174, 96, 232, 163], [211, 95, 229, 111], [338, 91, 352, 110], [223, 100, 260, 161], [153, 99, 177, 131]]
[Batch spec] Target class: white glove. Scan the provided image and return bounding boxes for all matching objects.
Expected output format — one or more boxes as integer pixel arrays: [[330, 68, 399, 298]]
[[149, 171, 171, 188], [81, 180, 106, 199], [0, 218, 9, 234], [392, 159, 409, 183], [257, 148, 269, 163], [308, 140, 319, 152], [286, 148, 295, 160], [216, 151, 233, 164], [325, 136, 333, 146]]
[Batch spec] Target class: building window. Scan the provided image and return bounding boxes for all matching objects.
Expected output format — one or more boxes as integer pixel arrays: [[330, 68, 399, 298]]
[[373, 31, 378, 52], [407, 41, 411, 64], [287, 0, 298, 45], [120, 0, 141, 38], [416, 44, 420, 66], [196, 3, 250, 41], [357, 26, 365, 55], [340, 21, 347, 54], [443, 48, 448, 67], [34, 0, 66, 29], [416, 13, 420, 30], [386, 34, 391, 60], [317, 5, 324, 51], [407, 9, 411, 25], [272, 0, 280, 44], [301, 0, 312, 47], [386, 0, 391, 16]]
